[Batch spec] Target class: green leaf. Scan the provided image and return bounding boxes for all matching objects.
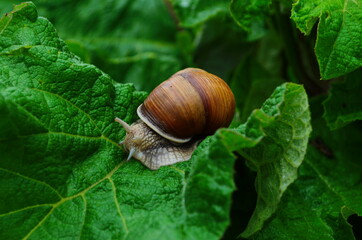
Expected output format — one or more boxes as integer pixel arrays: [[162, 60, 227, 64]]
[[323, 69, 362, 130], [169, 0, 229, 27], [250, 97, 362, 240], [240, 83, 312, 238], [0, 2, 232, 239], [291, 0, 362, 79], [230, 0, 271, 37]]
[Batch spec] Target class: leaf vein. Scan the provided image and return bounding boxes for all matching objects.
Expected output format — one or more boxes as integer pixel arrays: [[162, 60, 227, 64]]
[[108, 177, 129, 235], [22, 205, 55, 240], [0, 168, 63, 199], [306, 158, 346, 203], [78, 195, 87, 240], [0, 203, 53, 217], [30, 87, 103, 135]]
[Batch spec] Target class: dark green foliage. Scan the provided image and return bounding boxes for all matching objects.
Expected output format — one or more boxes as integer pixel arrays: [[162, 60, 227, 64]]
[[0, 1, 361, 239]]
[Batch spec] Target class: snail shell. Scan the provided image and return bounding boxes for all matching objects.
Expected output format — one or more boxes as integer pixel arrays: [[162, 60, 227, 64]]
[[138, 68, 235, 143], [115, 68, 235, 170]]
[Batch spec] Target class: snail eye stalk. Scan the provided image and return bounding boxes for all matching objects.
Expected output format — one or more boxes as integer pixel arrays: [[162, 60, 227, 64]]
[[115, 117, 131, 132]]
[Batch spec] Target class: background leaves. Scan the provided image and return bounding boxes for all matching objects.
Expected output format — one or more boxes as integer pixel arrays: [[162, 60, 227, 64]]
[[0, 0, 361, 239], [292, 0, 362, 79], [0, 0, 185, 92], [253, 97, 362, 240], [323, 69, 362, 130]]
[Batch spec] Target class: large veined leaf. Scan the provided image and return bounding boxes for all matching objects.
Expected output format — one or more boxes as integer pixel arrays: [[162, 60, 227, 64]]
[[0, 3, 233, 239], [291, 0, 362, 79], [0, 2, 312, 240]]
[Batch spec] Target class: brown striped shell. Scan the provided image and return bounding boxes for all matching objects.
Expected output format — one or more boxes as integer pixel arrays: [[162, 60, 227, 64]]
[[137, 68, 235, 143]]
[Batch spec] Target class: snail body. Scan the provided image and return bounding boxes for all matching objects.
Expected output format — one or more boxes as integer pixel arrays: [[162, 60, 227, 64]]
[[115, 68, 235, 170]]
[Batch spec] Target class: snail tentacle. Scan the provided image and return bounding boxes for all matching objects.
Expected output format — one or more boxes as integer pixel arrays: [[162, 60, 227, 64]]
[[127, 148, 135, 161], [115, 117, 131, 132]]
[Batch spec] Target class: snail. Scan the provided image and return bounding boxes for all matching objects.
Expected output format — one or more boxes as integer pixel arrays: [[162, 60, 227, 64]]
[[115, 68, 235, 170]]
